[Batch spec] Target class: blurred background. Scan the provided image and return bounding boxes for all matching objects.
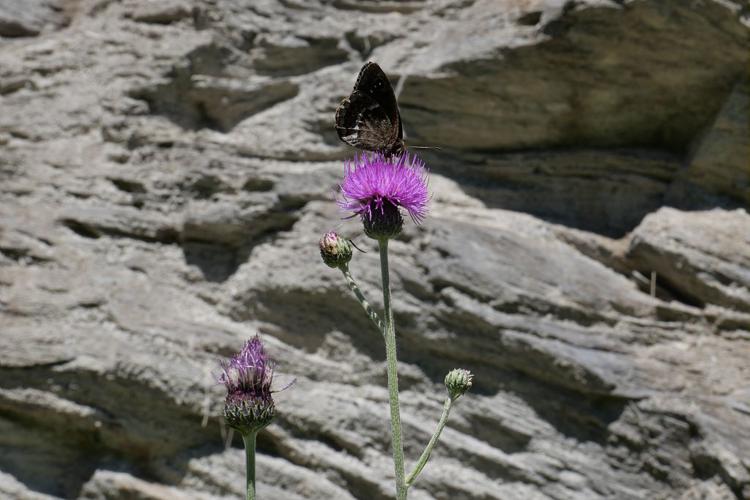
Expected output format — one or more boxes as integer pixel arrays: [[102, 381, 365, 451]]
[[0, 0, 749, 499]]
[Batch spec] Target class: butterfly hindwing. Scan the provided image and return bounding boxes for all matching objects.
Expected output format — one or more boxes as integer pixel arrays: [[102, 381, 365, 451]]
[[335, 62, 404, 156], [336, 91, 397, 151]]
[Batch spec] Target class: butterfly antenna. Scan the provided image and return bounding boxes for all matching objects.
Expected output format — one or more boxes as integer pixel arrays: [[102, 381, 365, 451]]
[[348, 238, 367, 253], [411, 145, 442, 151], [394, 73, 407, 99]]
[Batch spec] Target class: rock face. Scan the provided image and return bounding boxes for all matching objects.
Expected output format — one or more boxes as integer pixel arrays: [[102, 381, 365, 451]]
[[1, 1, 749, 499], [0, 0, 67, 38], [667, 79, 750, 209]]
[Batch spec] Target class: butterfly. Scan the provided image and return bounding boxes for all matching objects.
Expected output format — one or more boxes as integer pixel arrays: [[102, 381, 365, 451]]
[[335, 62, 405, 157]]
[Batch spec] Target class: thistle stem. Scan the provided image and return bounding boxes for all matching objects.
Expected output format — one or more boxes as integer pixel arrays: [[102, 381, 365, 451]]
[[405, 397, 453, 488], [379, 238, 407, 500], [340, 264, 384, 336], [241, 431, 258, 500]]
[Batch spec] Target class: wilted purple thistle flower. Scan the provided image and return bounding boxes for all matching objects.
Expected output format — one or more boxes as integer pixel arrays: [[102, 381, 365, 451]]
[[220, 336, 276, 434], [338, 152, 429, 239]]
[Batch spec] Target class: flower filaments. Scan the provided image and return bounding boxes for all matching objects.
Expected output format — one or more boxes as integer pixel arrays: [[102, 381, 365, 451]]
[[338, 152, 429, 240], [220, 336, 276, 434]]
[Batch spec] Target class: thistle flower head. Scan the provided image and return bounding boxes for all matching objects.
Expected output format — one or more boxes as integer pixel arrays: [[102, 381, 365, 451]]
[[338, 152, 429, 239], [319, 231, 353, 269], [445, 368, 473, 400], [220, 336, 276, 434]]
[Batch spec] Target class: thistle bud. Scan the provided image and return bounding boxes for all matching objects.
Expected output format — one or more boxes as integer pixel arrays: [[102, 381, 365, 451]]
[[445, 368, 473, 400], [319, 231, 353, 268], [220, 336, 276, 434]]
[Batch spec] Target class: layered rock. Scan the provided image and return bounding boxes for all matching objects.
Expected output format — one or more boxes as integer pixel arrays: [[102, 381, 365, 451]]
[[0, 0, 748, 499]]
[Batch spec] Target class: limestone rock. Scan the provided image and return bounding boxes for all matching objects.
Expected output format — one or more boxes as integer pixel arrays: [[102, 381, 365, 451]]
[[0, 0, 749, 499], [129, 1, 193, 25], [668, 80, 750, 208], [628, 207, 750, 312], [0, 0, 66, 37]]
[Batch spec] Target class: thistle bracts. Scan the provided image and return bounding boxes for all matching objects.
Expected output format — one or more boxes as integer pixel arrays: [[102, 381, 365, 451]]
[[224, 394, 275, 435]]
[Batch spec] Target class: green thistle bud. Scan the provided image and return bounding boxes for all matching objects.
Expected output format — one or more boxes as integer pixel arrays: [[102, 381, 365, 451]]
[[445, 368, 473, 400], [319, 231, 353, 268]]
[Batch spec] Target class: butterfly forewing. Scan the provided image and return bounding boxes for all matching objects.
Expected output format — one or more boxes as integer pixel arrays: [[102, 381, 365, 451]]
[[353, 63, 401, 138], [335, 62, 404, 156]]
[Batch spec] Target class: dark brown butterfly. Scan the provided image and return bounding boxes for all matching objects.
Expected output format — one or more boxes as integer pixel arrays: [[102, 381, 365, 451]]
[[335, 62, 404, 157]]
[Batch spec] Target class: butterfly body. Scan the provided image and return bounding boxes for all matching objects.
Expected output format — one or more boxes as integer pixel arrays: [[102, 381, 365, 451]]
[[335, 62, 404, 157]]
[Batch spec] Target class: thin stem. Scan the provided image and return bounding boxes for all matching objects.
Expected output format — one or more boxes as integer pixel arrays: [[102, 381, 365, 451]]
[[340, 264, 384, 336], [379, 238, 407, 500], [405, 398, 453, 488], [241, 431, 258, 500]]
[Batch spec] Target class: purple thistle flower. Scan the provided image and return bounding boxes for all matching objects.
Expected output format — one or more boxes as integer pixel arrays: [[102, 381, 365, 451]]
[[220, 336, 274, 398], [338, 153, 429, 239], [220, 336, 276, 433]]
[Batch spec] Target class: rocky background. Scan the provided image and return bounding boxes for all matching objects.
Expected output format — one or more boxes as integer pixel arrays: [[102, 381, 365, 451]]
[[1, 0, 749, 499]]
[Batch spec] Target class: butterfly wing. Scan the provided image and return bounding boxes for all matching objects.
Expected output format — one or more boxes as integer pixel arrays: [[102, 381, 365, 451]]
[[353, 62, 402, 143], [335, 62, 403, 155], [336, 91, 398, 151]]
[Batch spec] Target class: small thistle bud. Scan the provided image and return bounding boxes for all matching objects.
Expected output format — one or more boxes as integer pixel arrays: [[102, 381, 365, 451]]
[[363, 199, 403, 240], [445, 368, 473, 400], [220, 336, 276, 435], [319, 231, 353, 268]]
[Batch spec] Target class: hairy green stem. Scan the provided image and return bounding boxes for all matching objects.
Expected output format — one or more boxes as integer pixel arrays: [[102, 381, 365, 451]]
[[379, 239, 407, 500], [405, 398, 453, 488], [340, 264, 384, 336], [241, 431, 257, 500]]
